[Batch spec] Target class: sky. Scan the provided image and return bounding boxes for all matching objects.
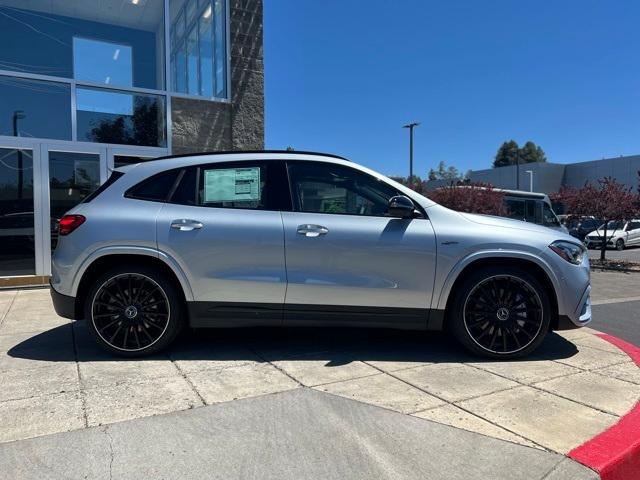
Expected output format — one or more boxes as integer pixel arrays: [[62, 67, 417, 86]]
[[263, 0, 640, 177]]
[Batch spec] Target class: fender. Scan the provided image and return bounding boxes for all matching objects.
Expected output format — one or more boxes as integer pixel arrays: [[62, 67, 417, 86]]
[[71, 246, 195, 301], [434, 249, 562, 312]]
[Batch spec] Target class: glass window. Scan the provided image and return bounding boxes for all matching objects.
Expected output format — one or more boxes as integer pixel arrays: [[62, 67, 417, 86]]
[[170, 167, 197, 205], [170, 0, 227, 97], [76, 87, 167, 147], [0, 1, 165, 89], [197, 164, 269, 209], [628, 221, 640, 231], [49, 151, 101, 250], [542, 203, 560, 227], [0, 76, 71, 140], [0, 148, 35, 276], [126, 169, 181, 202], [73, 38, 133, 87], [505, 199, 525, 220], [287, 162, 399, 217]]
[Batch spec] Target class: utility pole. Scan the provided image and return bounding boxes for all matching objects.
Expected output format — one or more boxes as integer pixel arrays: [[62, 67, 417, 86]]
[[402, 122, 420, 180]]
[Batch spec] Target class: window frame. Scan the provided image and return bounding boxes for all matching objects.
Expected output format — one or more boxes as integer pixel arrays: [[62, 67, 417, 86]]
[[285, 160, 425, 219], [124, 167, 184, 202]]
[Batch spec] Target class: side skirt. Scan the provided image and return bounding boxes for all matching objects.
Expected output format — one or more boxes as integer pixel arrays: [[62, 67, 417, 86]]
[[187, 302, 445, 331]]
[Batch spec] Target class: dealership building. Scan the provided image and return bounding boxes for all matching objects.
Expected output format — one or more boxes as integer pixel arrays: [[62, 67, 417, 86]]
[[0, 0, 264, 286], [425, 154, 640, 197]]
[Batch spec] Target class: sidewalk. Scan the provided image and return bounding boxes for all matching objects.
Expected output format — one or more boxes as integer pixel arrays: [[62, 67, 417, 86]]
[[0, 388, 597, 480], [1, 271, 639, 478]]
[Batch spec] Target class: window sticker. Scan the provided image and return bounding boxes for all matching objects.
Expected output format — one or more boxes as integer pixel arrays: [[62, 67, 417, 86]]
[[204, 167, 260, 202]]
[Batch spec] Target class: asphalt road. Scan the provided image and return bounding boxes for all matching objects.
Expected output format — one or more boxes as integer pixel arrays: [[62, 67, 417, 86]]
[[587, 245, 640, 262], [591, 300, 640, 346]]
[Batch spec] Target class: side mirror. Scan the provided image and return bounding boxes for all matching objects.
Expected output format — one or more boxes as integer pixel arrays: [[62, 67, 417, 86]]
[[388, 195, 415, 219]]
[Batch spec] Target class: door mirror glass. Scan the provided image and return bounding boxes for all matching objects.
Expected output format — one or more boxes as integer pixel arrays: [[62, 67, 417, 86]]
[[388, 195, 415, 218]]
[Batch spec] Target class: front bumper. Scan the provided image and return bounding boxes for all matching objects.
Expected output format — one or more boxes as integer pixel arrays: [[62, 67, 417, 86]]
[[556, 284, 591, 330], [50, 282, 78, 320]]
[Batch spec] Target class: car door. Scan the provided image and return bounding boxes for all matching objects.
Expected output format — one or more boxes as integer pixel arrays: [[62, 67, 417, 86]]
[[155, 160, 290, 326], [627, 221, 640, 245], [281, 160, 437, 329]]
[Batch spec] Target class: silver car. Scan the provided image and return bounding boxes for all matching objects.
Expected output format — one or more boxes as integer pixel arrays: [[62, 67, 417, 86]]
[[50, 151, 592, 359]]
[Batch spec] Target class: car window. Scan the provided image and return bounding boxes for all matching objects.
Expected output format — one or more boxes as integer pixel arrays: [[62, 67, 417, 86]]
[[627, 221, 640, 231], [505, 199, 525, 220], [169, 167, 197, 206], [542, 203, 560, 226], [287, 162, 400, 217], [125, 169, 181, 202]]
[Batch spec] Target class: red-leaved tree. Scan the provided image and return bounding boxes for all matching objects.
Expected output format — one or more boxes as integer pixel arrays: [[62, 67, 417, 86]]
[[428, 183, 506, 215], [554, 177, 638, 260]]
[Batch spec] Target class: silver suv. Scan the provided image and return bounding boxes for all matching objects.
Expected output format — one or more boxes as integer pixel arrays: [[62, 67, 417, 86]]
[[50, 151, 591, 359]]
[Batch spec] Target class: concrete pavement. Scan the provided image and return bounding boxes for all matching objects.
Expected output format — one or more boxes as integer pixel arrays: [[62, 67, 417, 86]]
[[0, 388, 598, 480]]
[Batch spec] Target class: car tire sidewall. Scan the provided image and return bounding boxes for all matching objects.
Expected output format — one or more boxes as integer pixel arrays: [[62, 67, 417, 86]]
[[84, 265, 183, 357], [448, 266, 551, 360]]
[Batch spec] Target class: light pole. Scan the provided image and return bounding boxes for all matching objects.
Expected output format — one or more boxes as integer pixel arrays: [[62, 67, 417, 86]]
[[525, 170, 533, 192], [402, 122, 419, 180]]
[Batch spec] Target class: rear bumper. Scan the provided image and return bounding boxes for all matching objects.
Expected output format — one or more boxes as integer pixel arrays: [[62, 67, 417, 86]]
[[50, 282, 78, 320]]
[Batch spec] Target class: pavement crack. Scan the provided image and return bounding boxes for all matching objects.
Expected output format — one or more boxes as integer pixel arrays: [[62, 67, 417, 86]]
[[103, 425, 115, 480], [0, 291, 18, 329], [71, 321, 89, 428], [168, 353, 207, 406], [246, 346, 305, 387]]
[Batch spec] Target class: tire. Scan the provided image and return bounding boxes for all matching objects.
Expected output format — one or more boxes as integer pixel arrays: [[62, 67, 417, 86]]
[[615, 239, 625, 251], [448, 266, 551, 359], [84, 265, 183, 357]]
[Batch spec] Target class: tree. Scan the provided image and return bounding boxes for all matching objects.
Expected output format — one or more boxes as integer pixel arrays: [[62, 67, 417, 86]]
[[493, 140, 547, 168], [427, 161, 464, 181], [554, 177, 638, 260], [493, 140, 520, 168], [428, 183, 506, 216]]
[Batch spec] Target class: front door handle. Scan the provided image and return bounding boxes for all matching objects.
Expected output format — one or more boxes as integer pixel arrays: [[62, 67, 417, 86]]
[[171, 219, 203, 231], [297, 224, 329, 237]]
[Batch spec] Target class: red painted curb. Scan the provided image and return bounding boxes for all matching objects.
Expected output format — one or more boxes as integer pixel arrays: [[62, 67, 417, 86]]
[[568, 333, 640, 480]]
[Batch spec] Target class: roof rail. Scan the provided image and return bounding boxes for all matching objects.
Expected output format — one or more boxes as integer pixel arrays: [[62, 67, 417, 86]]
[[151, 149, 349, 162]]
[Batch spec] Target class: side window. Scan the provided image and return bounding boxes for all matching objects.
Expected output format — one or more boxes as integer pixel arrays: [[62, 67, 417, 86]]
[[542, 203, 560, 226], [505, 199, 525, 220], [198, 163, 269, 210], [627, 221, 640, 231], [125, 169, 181, 202], [287, 162, 400, 217], [169, 167, 197, 206]]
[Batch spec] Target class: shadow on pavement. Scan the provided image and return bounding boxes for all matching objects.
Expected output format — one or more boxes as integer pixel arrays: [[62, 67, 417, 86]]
[[8, 320, 579, 365]]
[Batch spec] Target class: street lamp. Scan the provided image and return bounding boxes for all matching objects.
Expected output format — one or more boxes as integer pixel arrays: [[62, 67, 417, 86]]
[[525, 170, 533, 192], [402, 122, 420, 180]]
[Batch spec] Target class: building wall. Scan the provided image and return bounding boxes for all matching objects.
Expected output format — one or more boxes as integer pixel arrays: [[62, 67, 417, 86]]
[[424, 155, 640, 194], [171, 0, 264, 155]]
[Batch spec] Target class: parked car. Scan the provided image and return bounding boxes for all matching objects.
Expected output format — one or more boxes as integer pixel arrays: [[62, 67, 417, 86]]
[[501, 190, 568, 233], [566, 217, 603, 242], [584, 219, 640, 250], [50, 151, 591, 359]]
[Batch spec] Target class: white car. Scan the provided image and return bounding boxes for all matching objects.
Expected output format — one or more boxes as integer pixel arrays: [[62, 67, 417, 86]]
[[584, 219, 640, 250]]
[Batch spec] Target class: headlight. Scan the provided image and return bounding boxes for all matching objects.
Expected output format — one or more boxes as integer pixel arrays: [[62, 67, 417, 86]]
[[549, 240, 585, 265]]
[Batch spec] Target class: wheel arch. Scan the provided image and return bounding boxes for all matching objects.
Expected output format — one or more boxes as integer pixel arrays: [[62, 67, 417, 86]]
[[72, 249, 193, 319], [437, 252, 561, 330]]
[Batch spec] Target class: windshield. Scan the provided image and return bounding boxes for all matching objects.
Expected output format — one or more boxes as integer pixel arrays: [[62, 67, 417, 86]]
[[603, 220, 625, 230]]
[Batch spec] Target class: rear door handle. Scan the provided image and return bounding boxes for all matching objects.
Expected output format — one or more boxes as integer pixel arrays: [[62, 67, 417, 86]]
[[171, 219, 203, 231], [297, 224, 329, 237]]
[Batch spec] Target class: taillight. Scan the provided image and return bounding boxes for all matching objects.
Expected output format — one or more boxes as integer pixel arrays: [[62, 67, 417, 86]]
[[58, 215, 86, 236]]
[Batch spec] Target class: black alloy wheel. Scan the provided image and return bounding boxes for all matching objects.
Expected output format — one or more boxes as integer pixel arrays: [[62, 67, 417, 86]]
[[449, 266, 551, 359], [85, 266, 182, 356]]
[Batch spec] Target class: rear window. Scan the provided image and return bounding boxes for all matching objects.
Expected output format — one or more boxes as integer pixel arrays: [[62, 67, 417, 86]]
[[125, 169, 181, 202], [82, 171, 124, 203]]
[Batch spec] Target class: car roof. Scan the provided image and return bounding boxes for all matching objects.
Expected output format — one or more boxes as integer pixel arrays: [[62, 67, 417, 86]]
[[152, 150, 348, 162]]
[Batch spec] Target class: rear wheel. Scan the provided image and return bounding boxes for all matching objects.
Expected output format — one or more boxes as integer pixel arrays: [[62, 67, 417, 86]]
[[84, 265, 183, 357], [448, 266, 551, 359]]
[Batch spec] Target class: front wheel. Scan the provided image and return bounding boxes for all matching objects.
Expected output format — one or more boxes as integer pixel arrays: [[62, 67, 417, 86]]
[[448, 266, 551, 359], [615, 239, 625, 251], [84, 265, 183, 357]]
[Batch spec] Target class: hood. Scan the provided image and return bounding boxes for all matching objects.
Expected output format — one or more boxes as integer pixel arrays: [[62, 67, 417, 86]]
[[459, 212, 567, 237]]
